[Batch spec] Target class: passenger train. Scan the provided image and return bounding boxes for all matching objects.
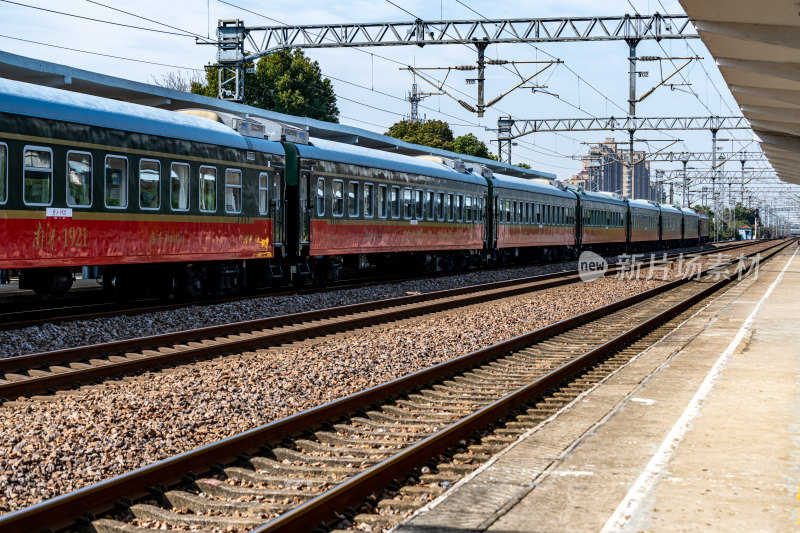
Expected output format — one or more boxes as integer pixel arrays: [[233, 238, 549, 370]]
[[0, 78, 709, 296]]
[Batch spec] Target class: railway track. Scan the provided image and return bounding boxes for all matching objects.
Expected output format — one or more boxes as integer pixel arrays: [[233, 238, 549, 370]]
[[1, 238, 792, 533], [0, 242, 754, 331], [0, 241, 763, 402]]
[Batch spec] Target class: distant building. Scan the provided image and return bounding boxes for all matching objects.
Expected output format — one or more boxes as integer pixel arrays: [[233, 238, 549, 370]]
[[572, 138, 652, 200], [565, 172, 591, 190]]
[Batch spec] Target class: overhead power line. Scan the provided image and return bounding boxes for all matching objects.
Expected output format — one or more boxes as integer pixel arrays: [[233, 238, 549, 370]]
[[0, 33, 204, 71], [0, 0, 191, 37]]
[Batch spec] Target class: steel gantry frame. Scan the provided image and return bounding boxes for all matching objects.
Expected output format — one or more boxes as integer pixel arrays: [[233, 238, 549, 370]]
[[200, 14, 698, 103], [501, 116, 750, 138]]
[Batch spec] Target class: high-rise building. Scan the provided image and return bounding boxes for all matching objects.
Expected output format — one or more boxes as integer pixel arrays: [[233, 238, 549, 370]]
[[571, 138, 652, 199]]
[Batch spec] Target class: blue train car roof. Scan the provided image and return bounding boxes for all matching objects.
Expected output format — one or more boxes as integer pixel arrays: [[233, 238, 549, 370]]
[[299, 138, 487, 185], [490, 175, 576, 200], [0, 78, 267, 151], [627, 198, 660, 212], [575, 189, 628, 206], [680, 207, 700, 217], [659, 203, 683, 215]]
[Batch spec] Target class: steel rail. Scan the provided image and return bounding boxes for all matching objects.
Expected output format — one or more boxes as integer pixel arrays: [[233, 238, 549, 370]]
[[0, 239, 789, 533], [0, 243, 756, 400], [254, 239, 794, 532], [0, 242, 753, 331]]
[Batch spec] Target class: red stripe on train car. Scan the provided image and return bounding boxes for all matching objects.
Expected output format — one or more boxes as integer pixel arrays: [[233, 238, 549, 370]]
[[309, 219, 483, 255], [0, 215, 273, 269]]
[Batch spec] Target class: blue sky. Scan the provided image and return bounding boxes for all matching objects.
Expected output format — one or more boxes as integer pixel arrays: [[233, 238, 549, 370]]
[[0, 0, 766, 182]]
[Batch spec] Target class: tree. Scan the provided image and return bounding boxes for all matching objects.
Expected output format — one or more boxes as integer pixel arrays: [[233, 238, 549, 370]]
[[516, 162, 532, 169], [386, 120, 455, 151], [191, 49, 339, 122], [453, 133, 492, 159], [151, 71, 204, 92], [385, 120, 497, 159]]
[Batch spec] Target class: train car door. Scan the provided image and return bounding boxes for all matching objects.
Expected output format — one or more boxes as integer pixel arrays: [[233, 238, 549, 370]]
[[299, 170, 312, 250], [271, 171, 285, 252]]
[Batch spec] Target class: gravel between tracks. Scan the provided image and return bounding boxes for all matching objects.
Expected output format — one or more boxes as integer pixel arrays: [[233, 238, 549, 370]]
[[0, 242, 770, 514], [0, 245, 718, 359]]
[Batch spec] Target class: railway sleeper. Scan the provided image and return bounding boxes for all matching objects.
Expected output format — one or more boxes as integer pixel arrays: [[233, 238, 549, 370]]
[[361, 411, 456, 425], [223, 466, 333, 489], [164, 489, 291, 516], [271, 447, 384, 466], [313, 431, 413, 447], [193, 478, 317, 501], [396, 398, 487, 411], [126, 503, 267, 530], [331, 423, 431, 440], [294, 438, 402, 457], [428, 385, 510, 398], [249, 457, 363, 477], [382, 404, 466, 418]]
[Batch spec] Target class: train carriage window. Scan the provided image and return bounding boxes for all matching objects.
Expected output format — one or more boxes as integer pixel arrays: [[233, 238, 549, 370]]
[[364, 183, 374, 218], [446, 193, 454, 221], [456, 194, 464, 222], [391, 186, 400, 218], [23, 147, 53, 206], [199, 166, 217, 212], [503, 199, 510, 223], [415, 189, 424, 219], [170, 163, 190, 211], [67, 151, 92, 207], [478, 196, 483, 222], [332, 179, 344, 216], [104, 155, 127, 209], [316, 177, 325, 216], [225, 169, 242, 213], [378, 184, 388, 218], [272, 173, 282, 211], [0, 143, 6, 204], [511, 201, 517, 223], [402, 187, 412, 219], [259, 173, 269, 215], [348, 181, 359, 217], [426, 190, 434, 220], [436, 192, 444, 221], [139, 159, 160, 210], [465, 195, 473, 222]]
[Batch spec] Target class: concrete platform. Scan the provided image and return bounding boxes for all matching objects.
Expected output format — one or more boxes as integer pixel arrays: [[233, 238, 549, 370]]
[[397, 242, 800, 533]]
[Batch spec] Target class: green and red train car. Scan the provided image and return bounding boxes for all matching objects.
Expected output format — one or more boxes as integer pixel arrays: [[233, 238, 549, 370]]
[[0, 78, 709, 296]]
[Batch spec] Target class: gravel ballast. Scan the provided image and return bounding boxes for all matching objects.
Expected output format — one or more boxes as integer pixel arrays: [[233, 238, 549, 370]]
[[0, 245, 722, 359], [0, 241, 771, 514]]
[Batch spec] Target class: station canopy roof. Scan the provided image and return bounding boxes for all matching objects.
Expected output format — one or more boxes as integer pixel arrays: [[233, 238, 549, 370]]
[[681, 0, 800, 185], [0, 50, 554, 181]]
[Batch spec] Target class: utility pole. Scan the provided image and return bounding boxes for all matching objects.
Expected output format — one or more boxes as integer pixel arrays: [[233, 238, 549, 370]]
[[710, 125, 718, 242], [626, 37, 640, 199], [682, 159, 689, 208]]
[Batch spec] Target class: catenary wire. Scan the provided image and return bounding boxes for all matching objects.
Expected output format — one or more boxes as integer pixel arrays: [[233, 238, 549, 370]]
[[0, 0, 192, 37]]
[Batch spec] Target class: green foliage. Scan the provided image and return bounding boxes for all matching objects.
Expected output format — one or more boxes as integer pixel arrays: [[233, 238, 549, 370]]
[[385, 120, 497, 160], [192, 50, 339, 122], [516, 162, 532, 169], [453, 133, 491, 159], [386, 120, 455, 150]]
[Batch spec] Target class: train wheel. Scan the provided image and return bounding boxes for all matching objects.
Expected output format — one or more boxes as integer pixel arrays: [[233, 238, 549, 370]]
[[21, 268, 74, 296]]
